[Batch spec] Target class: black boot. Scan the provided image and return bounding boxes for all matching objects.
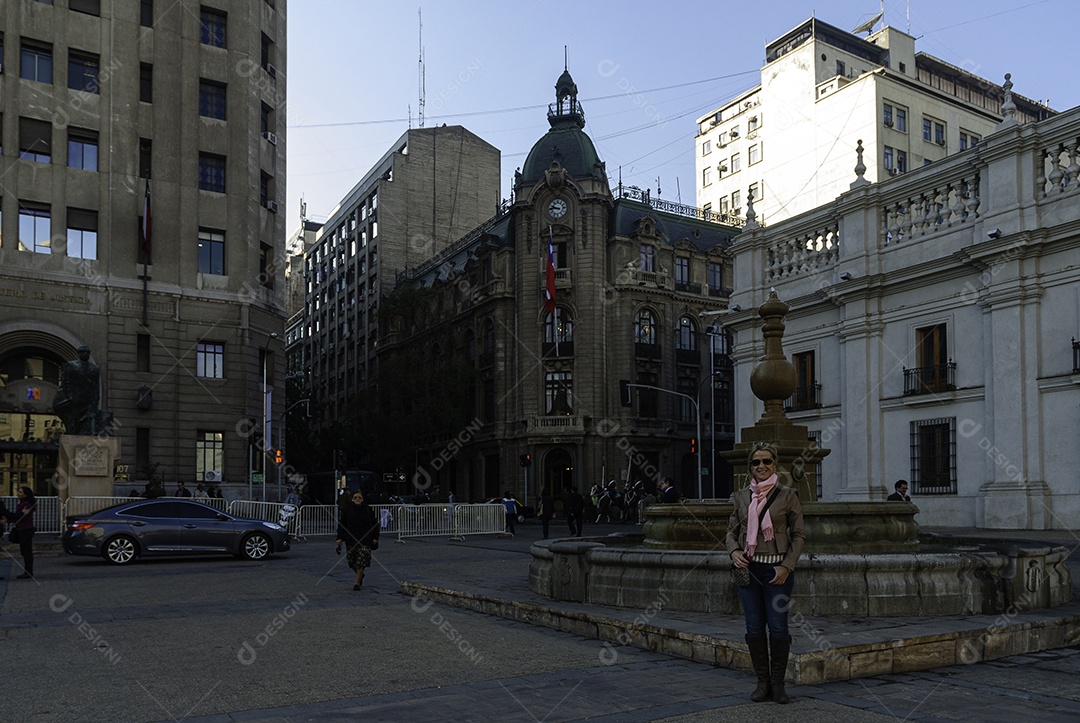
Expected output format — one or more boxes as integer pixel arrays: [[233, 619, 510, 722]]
[[745, 634, 771, 702], [769, 635, 791, 704]]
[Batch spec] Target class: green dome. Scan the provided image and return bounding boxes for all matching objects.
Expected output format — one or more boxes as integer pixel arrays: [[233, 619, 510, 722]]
[[521, 125, 604, 184]]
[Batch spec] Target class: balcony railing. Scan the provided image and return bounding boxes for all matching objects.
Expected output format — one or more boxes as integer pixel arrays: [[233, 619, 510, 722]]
[[614, 183, 749, 228], [903, 362, 957, 396], [784, 383, 822, 412], [528, 415, 585, 434], [635, 342, 661, 359], [1073, 338, 1080, 374], [674, 281, 703, 294]]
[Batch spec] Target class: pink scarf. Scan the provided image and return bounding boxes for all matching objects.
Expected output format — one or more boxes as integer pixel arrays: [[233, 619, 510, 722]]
[[744, 474, 777, 558]]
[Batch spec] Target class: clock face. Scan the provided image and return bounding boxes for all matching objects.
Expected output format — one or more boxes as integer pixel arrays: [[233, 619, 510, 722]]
[[548, 198, 568, 219]]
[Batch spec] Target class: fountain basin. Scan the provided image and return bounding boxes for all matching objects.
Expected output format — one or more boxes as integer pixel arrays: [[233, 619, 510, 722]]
[[529, 533, 1072, 616], [644, 501, 920, 552]]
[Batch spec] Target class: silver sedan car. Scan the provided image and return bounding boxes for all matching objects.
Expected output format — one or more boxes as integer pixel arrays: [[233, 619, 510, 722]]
[[62, 499, 291, 565]]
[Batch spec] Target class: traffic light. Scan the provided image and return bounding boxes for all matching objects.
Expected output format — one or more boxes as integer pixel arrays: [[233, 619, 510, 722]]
[[519, 453, 532, 468], [689, 438, 697, 454], [274, 449, 284, 465], [619, 379, 633, 407]]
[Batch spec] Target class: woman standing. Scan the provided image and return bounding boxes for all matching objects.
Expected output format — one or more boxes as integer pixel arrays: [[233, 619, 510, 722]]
[[335, 489, 379, 591], [8, 486, 37, 579], [726, 443, 805, 704]]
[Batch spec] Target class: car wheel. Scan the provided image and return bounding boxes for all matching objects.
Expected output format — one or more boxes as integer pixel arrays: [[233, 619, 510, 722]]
[[104, 535, 138, 565], [241, 532, 271, 560]]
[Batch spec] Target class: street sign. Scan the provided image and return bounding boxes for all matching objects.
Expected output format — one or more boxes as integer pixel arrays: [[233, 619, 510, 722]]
[[701, 467, 709, 476], [251, 473, 265, 483]]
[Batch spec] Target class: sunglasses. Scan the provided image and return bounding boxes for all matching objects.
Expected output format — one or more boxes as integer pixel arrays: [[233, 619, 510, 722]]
[[750, 458, 775, 467]]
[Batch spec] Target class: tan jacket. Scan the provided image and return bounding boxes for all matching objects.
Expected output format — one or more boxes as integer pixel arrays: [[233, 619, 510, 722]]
[[725, 484, 805, 570]]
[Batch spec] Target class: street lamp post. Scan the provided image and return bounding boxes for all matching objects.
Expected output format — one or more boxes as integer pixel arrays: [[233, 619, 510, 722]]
[[700, 309, 737, 499], [624, 383, 701, 499]]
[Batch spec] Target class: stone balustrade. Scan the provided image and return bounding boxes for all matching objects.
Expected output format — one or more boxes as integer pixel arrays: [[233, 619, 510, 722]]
[[765, 222, 840, 282]]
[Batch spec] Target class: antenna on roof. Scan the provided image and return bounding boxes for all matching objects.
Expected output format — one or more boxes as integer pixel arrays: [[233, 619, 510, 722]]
[[418, 8, 425, 129], [564, 45, 568, 71]]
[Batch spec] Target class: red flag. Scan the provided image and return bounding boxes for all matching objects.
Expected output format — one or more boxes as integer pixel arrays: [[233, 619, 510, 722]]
[[140, 180, 152, 258], [545, 226, 557, 315]]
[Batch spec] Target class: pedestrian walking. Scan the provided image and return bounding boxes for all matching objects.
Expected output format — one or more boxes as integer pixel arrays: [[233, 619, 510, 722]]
[[726, 442, 805, 704], [335, 489, 379, 591], [538, 486, 554, 539], [565, 485, 585, 537], [5, 486, 37, 579], [174, 481, 192, 497]]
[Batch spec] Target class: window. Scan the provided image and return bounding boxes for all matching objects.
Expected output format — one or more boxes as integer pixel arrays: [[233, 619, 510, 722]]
[[197, 228, 225, 275], [139, 63, 152, 102], [905, 323, 954, 395], [836, 59, 845, 77], [140, 0, 153, 27], [18, 204, 51, 254], [959, 131, 980, 150], [748, 114, 760, 132], [67, 128, 98, 171], [196, 342, 224, 378], [896, 108, 907, 132], [260, 102, 273, 135], [730, 152, 741, 173], [200, 7, 227, 48], [922, 118, 932, 141], [883, 103, 893, 126], [708, 261, 723, 292], [195, 431, 224, 480], [702, 139, 711, 155], [787, 351, 819, 411], [676, 316, 696, 351], [139, 138, 152, 179], [719, 197, 729, 215], [639, 244, 655, 272], [544, 307, 573, 344], [69, 0, 100, 15], [19, 117, 52, 162], [66, 208, 97, 259], [260, 33, 274, 71], [731, 190, 741, 215], [637, 371, 659, 418], [702, 166, 712, 186], [198, 153, 225, 193], [260, 171, 273, 205], [748, 144, 760, 165], [897, 150, 907, 173], [749, 182, 761, 202], [917, 323, 948, 369], [935, 122, 945, 145], [884, 146, 894, 170], [675, 257, 689, 286], [259, 243, 274, 289], [137, 334, 151, 372], [20, 42, 53, 84], [634, 309, 657, 345], [544, 370, 573, 415], [910, 418, 957, 494], [924, 117, 945, 144], [68, 51, 100, 93], [198, 79, 226, 119], [677, 375, 696, 422]]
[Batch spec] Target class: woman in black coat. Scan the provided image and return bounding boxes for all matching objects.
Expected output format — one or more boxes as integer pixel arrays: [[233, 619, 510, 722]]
[[335, 489, 379, 590]]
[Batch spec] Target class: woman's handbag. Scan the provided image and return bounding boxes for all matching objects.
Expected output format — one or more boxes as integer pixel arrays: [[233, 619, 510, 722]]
[[8, 528, 20, 544], [731, 564, 751, 587]]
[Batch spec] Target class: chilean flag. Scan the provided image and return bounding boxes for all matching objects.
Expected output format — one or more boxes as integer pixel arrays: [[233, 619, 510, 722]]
[[545, 226, 557, 315], [140, 179, 152, 259]]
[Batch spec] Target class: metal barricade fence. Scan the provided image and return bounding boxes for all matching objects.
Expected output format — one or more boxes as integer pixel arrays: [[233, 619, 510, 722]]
[[62, 496, 132, 526], [396, 503, 506, 541], [1, 496, 63, 535], [295, 505, 338, 539]]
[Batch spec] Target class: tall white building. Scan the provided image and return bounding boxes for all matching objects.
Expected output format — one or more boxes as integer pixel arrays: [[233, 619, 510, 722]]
[[727, 96, 1080, 530], [695, 17, 1053, 226]]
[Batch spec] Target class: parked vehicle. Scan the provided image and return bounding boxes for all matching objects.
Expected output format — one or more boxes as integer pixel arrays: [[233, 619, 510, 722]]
[[62, 499, 291, 565]]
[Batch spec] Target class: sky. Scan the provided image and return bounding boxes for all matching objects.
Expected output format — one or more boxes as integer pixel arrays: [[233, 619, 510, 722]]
[[285, 0, 1077, 235]]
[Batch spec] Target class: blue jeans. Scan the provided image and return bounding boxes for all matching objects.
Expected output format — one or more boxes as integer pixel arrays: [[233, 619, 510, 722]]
[[737, 561, 794, 637]]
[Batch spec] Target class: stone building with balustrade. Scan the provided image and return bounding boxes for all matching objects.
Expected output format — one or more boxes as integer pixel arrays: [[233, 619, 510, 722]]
[[375, 70, 742, 503], [725, 91, 1080, 529]]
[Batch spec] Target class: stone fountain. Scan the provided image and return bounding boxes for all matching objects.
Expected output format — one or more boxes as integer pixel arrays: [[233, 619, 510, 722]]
[[530, 292, 1072, 617]]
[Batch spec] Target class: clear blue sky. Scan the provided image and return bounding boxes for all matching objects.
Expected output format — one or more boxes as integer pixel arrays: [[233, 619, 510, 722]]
[[285, 0, 1076, 234]]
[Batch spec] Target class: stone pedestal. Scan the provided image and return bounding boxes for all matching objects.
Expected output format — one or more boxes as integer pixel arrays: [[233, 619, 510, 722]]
[[57, 435, 121, 502]]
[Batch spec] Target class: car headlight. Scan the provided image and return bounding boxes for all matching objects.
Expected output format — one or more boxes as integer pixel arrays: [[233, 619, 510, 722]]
[[261, 522, 285, 531]]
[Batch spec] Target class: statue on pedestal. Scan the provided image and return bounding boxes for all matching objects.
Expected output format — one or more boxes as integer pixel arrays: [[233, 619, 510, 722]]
[[53, 345, 114, 436]]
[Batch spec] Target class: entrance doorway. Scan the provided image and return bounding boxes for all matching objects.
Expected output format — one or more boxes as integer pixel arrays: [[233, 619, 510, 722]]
[[542, 447, 574, 497]]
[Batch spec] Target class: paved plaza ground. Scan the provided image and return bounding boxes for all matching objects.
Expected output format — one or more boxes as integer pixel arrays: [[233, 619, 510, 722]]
[[3, 521, 1080, 722]]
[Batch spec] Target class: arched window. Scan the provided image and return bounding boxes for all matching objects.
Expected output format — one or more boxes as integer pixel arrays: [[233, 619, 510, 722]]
[[463, 329, 476, 363], [634, 310, 657, 345], [483, 320, 495, 354], [544, 307, 573, 344], [676, 316, 697, 351]]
